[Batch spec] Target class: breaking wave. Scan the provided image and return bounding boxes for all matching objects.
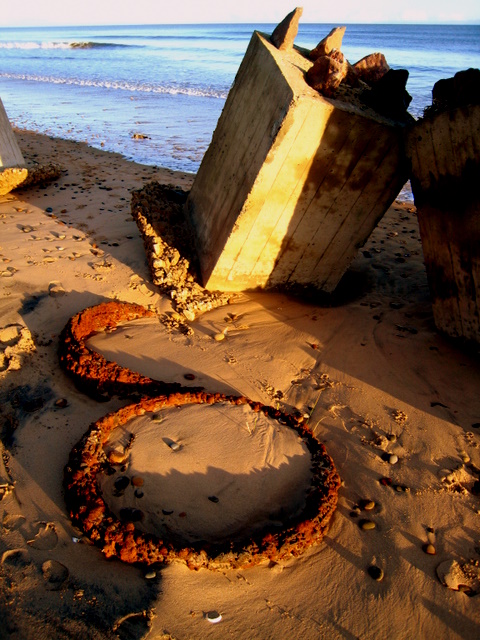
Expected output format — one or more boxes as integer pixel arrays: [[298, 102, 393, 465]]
[[0, 41, 130, 50], [0, 72, 228, 99]]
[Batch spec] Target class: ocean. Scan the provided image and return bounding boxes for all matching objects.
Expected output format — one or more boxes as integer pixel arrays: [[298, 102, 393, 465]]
[[0, 23, 479, 188]]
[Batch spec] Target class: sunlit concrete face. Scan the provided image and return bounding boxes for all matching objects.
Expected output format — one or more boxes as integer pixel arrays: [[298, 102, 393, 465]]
[[185, 31, 409, 294]]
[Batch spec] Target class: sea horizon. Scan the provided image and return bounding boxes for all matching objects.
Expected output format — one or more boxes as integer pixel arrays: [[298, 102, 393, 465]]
[[1, 21, 479, 197]]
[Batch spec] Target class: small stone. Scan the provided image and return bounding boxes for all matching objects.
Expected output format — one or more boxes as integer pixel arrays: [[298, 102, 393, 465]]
[[214, 332, 225, 341], [379, 477, 392, 486], [184, 373, 196, 380], [144, 570, 156, 579], [114, 476, 130, 492], [119, 508, 144, 523], [55, 398, 68, 408], [360, 500, 375, 511], [46, 207, 53, 213], [389, 454, 399, 465], [360, 519, 376, 530], [169, 442, 181, 451], [109, 451, 127, 465], [134, 489, 144, 499], [367, 565, 384, 581], [182, 309, 195, 322], [424, 544, 436, 555], [208, 495, 219, 503], [131, 476, 144, 487]]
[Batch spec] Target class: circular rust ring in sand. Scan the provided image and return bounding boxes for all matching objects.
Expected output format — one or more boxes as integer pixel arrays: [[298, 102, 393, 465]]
[[58, 301, 196, 400], [64, 393, 340, 570]]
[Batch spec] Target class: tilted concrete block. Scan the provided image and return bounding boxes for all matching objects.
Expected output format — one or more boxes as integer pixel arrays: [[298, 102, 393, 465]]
[[407, 103, 480, 344], [185, 31, 409, 293]]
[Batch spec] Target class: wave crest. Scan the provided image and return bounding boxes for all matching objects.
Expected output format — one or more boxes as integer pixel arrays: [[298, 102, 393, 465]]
[[0, 41, 128, 50], [0, 71, 228, 99]]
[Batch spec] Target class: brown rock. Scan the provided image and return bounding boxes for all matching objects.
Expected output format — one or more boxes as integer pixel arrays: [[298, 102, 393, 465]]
[[363, 68, 412, 119], [270, 7, 303, 51], [309, 26, 346, 60], [306, 52, 348, 97], [432, 68, 480, 112], [353, 53, 390, 86]]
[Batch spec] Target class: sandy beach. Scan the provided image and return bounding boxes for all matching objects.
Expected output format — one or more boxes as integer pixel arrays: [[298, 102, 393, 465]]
[[1, 129, 479, 639]]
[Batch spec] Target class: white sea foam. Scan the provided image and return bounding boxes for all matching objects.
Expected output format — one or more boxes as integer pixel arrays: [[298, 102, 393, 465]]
[[0, 72, 227, 99]]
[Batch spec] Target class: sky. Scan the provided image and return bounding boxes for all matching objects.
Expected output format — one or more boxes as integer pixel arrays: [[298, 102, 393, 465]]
[[1, 0, 479, 27]]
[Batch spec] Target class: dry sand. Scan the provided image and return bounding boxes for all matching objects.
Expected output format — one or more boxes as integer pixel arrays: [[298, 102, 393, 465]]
[[0, 129, 479, 639]]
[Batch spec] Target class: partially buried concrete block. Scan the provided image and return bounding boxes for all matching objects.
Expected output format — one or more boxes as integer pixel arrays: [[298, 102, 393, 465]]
[[185, 30, 410, 293], [406, 69, 480, 344], [0, 97, 27, 196]]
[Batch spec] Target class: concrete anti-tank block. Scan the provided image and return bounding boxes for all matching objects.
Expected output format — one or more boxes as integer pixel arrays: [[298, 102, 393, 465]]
[[185, 31, 409, 293]]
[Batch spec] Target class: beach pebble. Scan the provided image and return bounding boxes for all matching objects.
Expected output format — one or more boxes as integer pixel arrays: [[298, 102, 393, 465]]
[[114, 476, 130, 492], [48, 281, 66, 297], [367, 565, 384, 581], [208, 495, 219, 503], [360, 500, 375, 511], [360, 519, 376, 530], [109, 451, 127, 465], [131, 476, 144, 487], [379, 477, 392, 486], [144, 570, 156, 580], [388, 454, 399, 465], [42, 559, 69, 590], [214, 332, 225, 341], [182, 309, 195, 321], [119, 508, 144, 523], [55, 398, 68, 408], [424, 544, 436, 555], [169, 441, 181, 451]]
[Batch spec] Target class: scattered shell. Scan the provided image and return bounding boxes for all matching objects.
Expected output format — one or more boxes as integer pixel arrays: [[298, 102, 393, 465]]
[[27, 522, 58, 551], [205, 611, 222, 624], [360, 519, 376, 531], [367, 565, 384, 581], [436, 559, 480, 594], [1, 549, 30, 567]]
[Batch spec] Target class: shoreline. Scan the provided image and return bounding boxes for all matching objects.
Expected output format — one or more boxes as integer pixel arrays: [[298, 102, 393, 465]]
[[0, 130, 479, 639]]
